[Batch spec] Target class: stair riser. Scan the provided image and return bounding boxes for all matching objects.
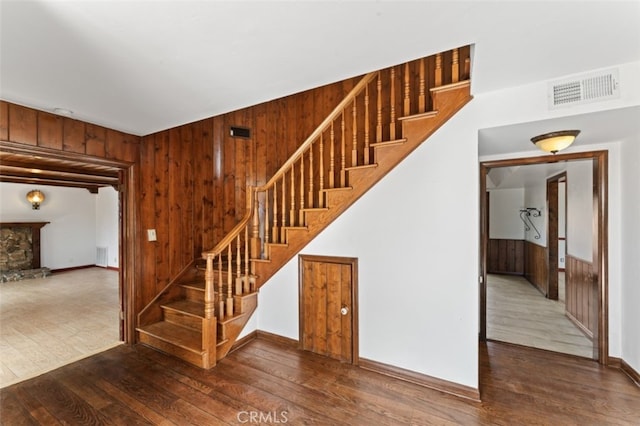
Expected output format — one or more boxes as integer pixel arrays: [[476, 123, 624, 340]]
[[183, 287, 204, 303], [163, 310, 203, 331], [138, 333, 208, 368]]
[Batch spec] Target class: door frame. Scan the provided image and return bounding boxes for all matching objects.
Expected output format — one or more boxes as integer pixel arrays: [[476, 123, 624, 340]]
[[479, 150, 608, 363], [546, 172, 567, 301], [298, 254, 359, 364]]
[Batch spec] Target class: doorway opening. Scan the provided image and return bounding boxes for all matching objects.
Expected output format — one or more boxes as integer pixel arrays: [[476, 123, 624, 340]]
[[480, 150, 608, 363]]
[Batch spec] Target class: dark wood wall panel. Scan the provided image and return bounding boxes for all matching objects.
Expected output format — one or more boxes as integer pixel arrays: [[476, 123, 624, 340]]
[[136, 76, 360, 310], [1, 101, 140, 164], [487, 239, 524, 275], [566, 255, 595, 339], [523, 241, 548, 295]]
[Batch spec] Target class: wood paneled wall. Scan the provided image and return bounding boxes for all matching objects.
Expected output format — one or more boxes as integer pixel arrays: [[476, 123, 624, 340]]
[[0, 101, 139, 163], [487, 239, 524, 275], [136, 77, 361, 310], [523, 241, 548, 295], [566, 254, 595, 339]]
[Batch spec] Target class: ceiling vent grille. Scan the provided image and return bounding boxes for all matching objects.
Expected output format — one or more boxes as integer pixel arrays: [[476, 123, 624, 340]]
[[548, 68, 619, 109]]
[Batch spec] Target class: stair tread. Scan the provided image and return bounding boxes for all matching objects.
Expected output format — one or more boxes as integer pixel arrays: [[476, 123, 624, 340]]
[[321, 186, 353, 192], [398, 110, 439, 121], [181, 281, 205, 291], [137, 322, 203, 353], [345, 163, 378, 171], [301, 207, 329, 212], [370, 138, 407, 148], [162, 300, 204, 318]]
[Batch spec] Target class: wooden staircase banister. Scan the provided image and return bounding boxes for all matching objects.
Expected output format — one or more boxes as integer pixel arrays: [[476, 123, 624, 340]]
[[257, 71, 379, 191]]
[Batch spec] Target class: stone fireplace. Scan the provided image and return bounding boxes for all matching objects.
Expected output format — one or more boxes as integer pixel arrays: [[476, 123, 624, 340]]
[[0, 222, 51, 282]]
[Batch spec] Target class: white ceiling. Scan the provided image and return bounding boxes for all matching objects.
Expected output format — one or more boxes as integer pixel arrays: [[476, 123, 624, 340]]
[[1, 1, 639, 137]]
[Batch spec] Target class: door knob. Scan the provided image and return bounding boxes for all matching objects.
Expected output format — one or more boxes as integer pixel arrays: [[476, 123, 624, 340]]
[[341, 306, 349, 315]]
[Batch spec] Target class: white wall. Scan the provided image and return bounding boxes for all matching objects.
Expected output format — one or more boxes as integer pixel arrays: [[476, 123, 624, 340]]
[[96, 187, 119, 268], [489, 188, 524, 240], [523, 182, 547, 245], [0, 182, 120, 270], [621, 134, 640, 374], [256, 59, 639, 391], [0, 183, 96, 269]]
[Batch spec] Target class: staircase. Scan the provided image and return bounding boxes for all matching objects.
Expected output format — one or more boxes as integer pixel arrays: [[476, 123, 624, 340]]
[[137, 46, 473, 368]]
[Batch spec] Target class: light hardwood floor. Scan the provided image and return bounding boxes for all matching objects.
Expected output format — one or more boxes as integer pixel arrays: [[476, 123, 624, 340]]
[[0, 267, 121, 388], [487, 273, 593, 358]]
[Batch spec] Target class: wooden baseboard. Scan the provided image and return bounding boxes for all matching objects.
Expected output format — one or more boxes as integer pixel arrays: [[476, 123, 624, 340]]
[[51, 264, 99, 273], [107, 266, 119, 271], [229, 330, 258, 354], [359, 357, 480, 402], [256, 330, 299, 348], [621, 359, 640, 387]]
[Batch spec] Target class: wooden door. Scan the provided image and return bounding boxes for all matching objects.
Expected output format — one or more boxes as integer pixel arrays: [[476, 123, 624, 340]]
[[299, 255, 358, 364]]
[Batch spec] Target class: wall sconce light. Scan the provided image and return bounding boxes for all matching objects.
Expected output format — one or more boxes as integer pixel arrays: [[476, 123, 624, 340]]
[[531, 130, 580, 154], [26, 189, 45, 210]]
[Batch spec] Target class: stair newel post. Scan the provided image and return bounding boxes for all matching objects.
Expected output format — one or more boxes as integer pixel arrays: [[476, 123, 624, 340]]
[[250, 187, 261, 260], [419, 58, 426, 113], [376, 71, 382, 143], [217, 252, 224, 319], [404, 62, 411, 116], [319, 134, 325, 207], [340, 111, 346, 187], [351, 99, 358, 168], [236, 234, 241, 295], [244, 226, 251, 293], [435, 53, 443, 87], [280, 177, 287, 242], [329, 122, 335, 189], [272, 183, 278, 243], [290, 163, 296, 226], [226, 244, 233, 317], [203, 253, 217, 367], [452, 48, 460, 83], [390, 66, 396, 140], [299, 153, 305, 225], [364, 84, 370, 165]]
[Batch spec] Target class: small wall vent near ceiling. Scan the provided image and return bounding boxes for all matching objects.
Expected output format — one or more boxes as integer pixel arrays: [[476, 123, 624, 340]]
[[230, 126, 251, 138], [548, 68, 619, 109]]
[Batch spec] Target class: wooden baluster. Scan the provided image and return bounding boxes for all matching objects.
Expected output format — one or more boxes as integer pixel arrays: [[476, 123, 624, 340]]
[[319, 134, 325, 207], [351, 99, 358, 168], [265, 188, 270, 246], [280, 177, 286, 242], [419, 58, 426, 113], [364, 84, 370, 165], [217, 252, 223, 319], [376, 72, 382, 142], [452, 48, 459, 83], [329, 122, 335, 189], [290, 164, 296, 226], [390, 66, 396, 140], [340, 112, 346, 187], [464, 57, 471, 81], [226, 244, 233, 317], [204, 253, 215, 321], [308, 142, 314, 208], [244, 226, 250, 293], [250, 190, 260, 259], [272, 183, 278, 243], [236, 234, 241, 295], [299, 154, 305, 225], [404, 62, 411, 116], [435, 53, 443, 87]]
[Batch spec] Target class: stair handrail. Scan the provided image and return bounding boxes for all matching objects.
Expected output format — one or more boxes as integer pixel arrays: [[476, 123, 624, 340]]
[[256, 71, 378, 192], [202, 70, 377, 258]]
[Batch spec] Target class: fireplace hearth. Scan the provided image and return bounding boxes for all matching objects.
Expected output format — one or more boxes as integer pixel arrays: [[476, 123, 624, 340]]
[[0, 222, 51, 282]]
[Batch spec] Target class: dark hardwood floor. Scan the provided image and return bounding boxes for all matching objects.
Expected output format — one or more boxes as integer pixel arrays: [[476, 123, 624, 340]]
[[1, 337, 639, 425]]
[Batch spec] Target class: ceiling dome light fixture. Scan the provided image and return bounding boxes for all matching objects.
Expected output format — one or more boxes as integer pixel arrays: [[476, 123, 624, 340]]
[[531, 130, 580, 154], [26, 189, 46, 210]]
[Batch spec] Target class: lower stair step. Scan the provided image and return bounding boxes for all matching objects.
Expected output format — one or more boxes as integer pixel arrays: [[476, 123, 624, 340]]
[[137, 322, 207, 367]]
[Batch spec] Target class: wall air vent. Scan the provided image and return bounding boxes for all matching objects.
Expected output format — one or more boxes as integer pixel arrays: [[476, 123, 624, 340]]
[[230, 126, 251, 138], [548, 68, 619, 109]]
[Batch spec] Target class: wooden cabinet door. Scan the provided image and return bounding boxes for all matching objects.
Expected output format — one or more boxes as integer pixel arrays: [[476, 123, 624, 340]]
[[299, 255, 357, 364]]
